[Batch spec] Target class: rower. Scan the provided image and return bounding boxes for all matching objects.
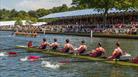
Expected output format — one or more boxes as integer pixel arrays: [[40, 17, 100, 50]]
[[39, 38, 49, 49], [75, 40, 87, 55], [107, 42, 123, 60], [89, 42, 105, 57], [61, 39, 74, 53], [27, 41, 33, 48], [50, 38, 60, 50]]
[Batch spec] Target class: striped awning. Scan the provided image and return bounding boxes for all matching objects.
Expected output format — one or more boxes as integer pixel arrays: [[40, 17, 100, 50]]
[[40, 8, 138, 19]]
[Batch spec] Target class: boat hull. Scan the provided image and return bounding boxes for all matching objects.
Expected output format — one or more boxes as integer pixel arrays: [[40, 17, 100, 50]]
[[16, 45, 138, 67]]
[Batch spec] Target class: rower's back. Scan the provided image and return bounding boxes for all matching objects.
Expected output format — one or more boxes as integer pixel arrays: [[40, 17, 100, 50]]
[[78, 41, 87, 54], [51, 38, 59, 50], [40, 38, 48, 49], [113, 42, 123, 59], [63, 39, 74, 53]]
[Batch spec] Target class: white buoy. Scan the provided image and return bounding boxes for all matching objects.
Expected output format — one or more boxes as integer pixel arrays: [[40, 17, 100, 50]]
[[44, 30, 46, 34], [41, 28, 46, 34], [90, 30, 93, 38]]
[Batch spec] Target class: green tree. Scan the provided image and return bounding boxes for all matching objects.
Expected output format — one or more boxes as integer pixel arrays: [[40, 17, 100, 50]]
[[9, 9, 18, 20], [28, 10, 38, 18], [49, 4, 69, 13], [25, 20, 33, 25], [30, 17, 37, 23], [36, 8, 49, 17], [0, 9, 10, 20], [59, 4, 68, 12], [15, 19, 23, 26], [17, 10, 30, 20]]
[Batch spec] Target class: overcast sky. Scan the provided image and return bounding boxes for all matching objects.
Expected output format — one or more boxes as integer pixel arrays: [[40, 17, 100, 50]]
[[0, 0, 72, 11]]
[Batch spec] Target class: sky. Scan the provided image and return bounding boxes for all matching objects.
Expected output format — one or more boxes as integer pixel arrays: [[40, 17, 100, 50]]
[[0, 0, 72, 11]]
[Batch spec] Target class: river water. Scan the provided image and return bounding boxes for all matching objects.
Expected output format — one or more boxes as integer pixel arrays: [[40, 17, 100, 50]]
[[0, 31, 138, 77]]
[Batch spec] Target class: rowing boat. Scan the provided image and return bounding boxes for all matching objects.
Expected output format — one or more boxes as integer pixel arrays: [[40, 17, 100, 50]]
[[16, 45, 138, 67], [15, 32, 38, 37]]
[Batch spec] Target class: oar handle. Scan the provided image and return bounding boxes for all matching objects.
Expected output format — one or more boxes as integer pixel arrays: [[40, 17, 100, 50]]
[[2, 48, 17, 50]]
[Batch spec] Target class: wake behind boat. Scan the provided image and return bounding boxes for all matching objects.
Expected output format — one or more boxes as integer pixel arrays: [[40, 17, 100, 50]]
[[41, 61, 62, 69]]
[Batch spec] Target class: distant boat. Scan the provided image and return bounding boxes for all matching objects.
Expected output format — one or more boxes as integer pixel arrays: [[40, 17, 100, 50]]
[[15, 32, 38, 37]]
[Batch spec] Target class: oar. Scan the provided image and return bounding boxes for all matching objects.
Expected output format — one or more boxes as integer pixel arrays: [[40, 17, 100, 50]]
[[1, 47, 18, 50], [0, 43, 15, 47], [40, 55, 59, 58], [58, 60, 93, 63], [0, 42, 19, 51]]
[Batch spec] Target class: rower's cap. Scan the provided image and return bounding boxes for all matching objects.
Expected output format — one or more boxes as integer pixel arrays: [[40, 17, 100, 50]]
[[116, 42, 120, 46], [66, 39, 70, 43], [98, 42, 102, 47], [43, 38, 46, 41], [54, 38, 57, 42], [81, 40, 85, 43]]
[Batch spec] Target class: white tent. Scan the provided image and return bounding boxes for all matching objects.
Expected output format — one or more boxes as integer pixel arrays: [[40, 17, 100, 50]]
[[0, 21, 15, 26], [31, 22, 47, 26], [0, 20, 26, 26], [0, 21, 46, 26]]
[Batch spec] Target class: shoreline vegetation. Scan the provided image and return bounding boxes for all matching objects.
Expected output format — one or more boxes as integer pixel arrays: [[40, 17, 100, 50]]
[[0, 30, 138, 39]]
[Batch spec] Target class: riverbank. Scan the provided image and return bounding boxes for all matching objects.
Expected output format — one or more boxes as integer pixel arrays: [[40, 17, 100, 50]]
[[1, 30, 138, 39], [39, 32, 138, 39]]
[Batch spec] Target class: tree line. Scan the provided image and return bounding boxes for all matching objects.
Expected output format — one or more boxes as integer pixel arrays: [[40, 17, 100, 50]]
[[0, 0, 138, 23], [0, 4, 86, 22]]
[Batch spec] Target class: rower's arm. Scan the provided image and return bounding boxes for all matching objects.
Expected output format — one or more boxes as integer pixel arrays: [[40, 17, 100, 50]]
[[49, 43, 54, 47], [64, 44, 66, 48], [85, 46, 87, 50], [70, 45, 75, 50], [112, 50, 116, 55], [77, 46, 82, 50], [57, 43, 60, 46], [46, 42, 50, 46]]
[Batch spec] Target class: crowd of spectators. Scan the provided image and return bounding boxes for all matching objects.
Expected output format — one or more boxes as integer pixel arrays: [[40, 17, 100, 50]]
[[41, 14, 138, 34], [0, 25, 42, 33], [40, 24, 91, 33], [0, 14, 138, 35], [0, 25, 14, 31], [14, 25, 40, 33]]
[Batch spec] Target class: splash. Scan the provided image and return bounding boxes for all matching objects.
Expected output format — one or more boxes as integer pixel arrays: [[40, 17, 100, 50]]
[[20, 57, 28, 62], [20, 56, 40, 62], [41, 61, 62, 69], [17, 45, 27, 48], [0, 52, 8, 57]]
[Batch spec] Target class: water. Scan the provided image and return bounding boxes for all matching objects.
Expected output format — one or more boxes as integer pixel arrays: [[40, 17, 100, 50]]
[[0, 31, 138, 77]]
